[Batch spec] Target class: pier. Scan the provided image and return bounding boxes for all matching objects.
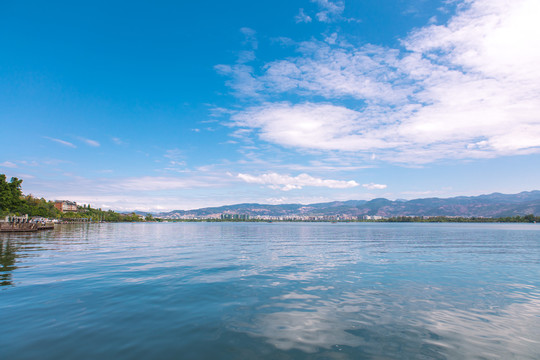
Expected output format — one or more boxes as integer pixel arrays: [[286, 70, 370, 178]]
[[0, 215, 55, 233]]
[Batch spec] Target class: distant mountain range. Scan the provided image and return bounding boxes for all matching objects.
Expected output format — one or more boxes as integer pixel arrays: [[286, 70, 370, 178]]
[[154, 191, 540, 219]]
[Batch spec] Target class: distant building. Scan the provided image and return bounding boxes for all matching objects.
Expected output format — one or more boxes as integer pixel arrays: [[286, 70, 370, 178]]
[[362, 215, 383, 220], [54, 200, 78, 212], [220, 213, 250, 220]]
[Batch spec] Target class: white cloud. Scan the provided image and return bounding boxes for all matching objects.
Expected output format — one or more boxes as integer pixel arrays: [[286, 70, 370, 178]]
[[79, 137, 100, 147], [30, 174, 237, 211], [114, 177, 210, 191], [162, 149, 187, 171], [362, 183, 387, 190], [0, 161, 17, 168], [215, 63, 262, 97], [240, 27, 258, 50], [258, 41, 411, 102], [237, 50, 256, 64], [237, 172, 359, 191], [295, 8, 312, 23], [232, 102, 399, 151], [44, 136, 76, 148], [164, 148, 184, 161], [312, 0, 345, 23], [223, 0, 540, 163]]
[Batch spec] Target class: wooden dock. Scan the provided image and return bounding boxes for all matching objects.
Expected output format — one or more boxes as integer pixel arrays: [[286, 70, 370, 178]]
[[0, 223, 55, 233]]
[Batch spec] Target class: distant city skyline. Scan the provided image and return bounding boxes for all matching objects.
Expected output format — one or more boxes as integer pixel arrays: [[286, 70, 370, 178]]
[[1, 0, 539, 211]]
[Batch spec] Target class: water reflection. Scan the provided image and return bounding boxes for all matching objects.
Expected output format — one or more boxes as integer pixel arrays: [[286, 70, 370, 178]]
[[245, 290, 364, 353], [0, 239, 18, 286], [422, 290, 540, 358], [240, 285, 540, 358], [1, 222, 539, 359], [0, 224, 95, 287]]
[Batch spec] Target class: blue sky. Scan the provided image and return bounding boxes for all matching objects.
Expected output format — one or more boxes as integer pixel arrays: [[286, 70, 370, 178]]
[[1, 0, 539, 211]]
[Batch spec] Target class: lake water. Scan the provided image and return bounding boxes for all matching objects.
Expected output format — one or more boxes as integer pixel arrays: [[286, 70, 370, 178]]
[[1, 222, 539, 359]]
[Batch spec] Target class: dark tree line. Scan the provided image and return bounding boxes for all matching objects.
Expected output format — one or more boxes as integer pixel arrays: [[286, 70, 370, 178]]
[[0, 175, 59, 217]]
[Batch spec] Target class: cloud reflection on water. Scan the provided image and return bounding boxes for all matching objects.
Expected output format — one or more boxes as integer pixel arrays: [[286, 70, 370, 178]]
[[246, 291, 364, 353], [239, 284, 540, 358], [422, 291, 540, 359]]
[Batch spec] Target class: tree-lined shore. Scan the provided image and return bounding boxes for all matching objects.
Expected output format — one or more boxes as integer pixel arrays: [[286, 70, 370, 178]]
[[0, 175, 145, 222]]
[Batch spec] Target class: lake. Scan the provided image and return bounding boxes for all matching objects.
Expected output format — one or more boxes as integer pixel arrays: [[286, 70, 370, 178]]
[[1, 222, 539, 359]]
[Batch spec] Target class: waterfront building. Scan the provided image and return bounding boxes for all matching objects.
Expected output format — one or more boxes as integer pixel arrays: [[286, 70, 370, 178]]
[[54, 200, 78, 212]]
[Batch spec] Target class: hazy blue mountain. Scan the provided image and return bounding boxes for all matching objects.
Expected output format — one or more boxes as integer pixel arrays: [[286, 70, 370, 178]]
[[156, 191, 540, 218]]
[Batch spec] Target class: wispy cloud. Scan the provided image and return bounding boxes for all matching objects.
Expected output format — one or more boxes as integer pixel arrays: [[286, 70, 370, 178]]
[[238, 172, 359, 191], [312, 0, 345, 23], [44, 136, 76, 148], [215, 63, 262, 97], [79, 137, 100, 147], [221, 0, 540, 164], [362, 183, 387, 190], [115, 176, 211, 191], [0, 161, 17, 168], [111, 137, 125, 145], [159, 149, 189, 173], [240, 27, 258, 50], [32, 174, 239, 211], [163, 149, 186, 167], [214, 28, 261, 97], [295, 8, 312, 23]]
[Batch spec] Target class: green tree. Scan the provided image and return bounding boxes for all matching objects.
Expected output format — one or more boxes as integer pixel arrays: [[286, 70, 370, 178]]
[[0, 175, 23, 215]]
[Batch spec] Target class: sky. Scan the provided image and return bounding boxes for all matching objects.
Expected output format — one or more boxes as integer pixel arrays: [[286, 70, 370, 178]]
[[1, 0, 539, 211]]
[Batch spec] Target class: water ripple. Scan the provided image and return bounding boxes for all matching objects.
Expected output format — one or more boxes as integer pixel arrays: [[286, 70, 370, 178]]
[[1, 222, 539, 359]]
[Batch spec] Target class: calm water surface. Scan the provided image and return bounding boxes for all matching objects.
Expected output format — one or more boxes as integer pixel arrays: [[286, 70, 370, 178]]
[[1, 222, 539, 359]]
